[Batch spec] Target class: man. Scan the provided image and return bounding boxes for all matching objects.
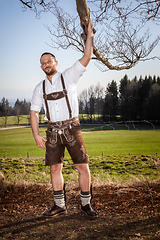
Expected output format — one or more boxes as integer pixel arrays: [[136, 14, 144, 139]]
[[30, 19, 98, 219]]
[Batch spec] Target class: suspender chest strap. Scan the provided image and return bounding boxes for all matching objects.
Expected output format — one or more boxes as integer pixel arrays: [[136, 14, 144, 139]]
[[61, 74, 72, 119], [42, 74, 72, 121], [43, 80, 50, 121]]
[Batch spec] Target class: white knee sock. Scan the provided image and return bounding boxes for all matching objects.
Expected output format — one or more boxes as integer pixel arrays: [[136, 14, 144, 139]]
[[54, 190, 65, 208], [80, 191, 91, 206]]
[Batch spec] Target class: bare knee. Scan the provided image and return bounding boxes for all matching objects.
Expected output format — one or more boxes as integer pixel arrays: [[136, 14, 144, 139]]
[[75, 163, 90, 175], [50, 163, 63, 175]]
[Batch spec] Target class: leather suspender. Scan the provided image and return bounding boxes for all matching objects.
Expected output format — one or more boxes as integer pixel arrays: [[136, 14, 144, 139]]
[[61, 74, 72, 119], [42, 74, 72, 121], [43, 80, 50, 121]]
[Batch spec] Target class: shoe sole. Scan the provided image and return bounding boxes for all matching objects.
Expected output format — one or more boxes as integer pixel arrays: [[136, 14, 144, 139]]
[[81, 210, 98, 220], [43, 210, 68, 218]]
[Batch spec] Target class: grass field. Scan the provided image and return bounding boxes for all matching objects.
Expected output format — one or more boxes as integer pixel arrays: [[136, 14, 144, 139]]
[[0, 126, 160, 184], [0, 115, 46, 127], [0, 126, 160, 158], [1, 154, 159, 185]]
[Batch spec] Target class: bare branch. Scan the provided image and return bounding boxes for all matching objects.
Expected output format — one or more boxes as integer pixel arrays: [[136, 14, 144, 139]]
[[89, 0, 160, 23], [19, 0, 32, 8], [19, 0, 160, 71]]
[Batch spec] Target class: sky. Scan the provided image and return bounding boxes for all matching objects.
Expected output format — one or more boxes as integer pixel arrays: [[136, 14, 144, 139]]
[[0, 0, 160, 104]]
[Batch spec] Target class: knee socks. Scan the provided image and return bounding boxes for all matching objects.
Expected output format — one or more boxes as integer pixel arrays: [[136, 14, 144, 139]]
[[54, 190, 91, 207], [54, 190, 65, 208], [80, 191, 91, 206]]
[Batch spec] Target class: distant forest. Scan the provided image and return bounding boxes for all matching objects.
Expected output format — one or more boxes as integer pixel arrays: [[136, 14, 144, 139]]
[[0, 74, 160, 125], [79, 74, 160, 122]]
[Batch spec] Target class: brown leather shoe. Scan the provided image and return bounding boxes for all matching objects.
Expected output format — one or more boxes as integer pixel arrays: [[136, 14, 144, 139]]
[[81, 204, 98, 219], [43, 205, 67, 217]]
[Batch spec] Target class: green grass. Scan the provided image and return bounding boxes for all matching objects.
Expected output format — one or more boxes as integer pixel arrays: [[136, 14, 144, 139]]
[[1, 114, 160, 129], [0, 127, 45, 158], [89, 155, 160, 183], [0, 126, 160, 184], [0, 115, 46, 127], [0, 115, 30, 127], [0, 155, 159, 185], [0, 127, 160, 158], [83, 130, 160, 156]]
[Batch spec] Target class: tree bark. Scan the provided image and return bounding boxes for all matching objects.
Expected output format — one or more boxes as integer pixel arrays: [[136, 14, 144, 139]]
[[76, 0, 90, 35]]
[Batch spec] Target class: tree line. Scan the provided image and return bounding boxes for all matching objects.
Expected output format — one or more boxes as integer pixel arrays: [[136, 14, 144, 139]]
[[79, 74, 160, 122], [0, 98, 31, 127], [0, 74, 160, 126]]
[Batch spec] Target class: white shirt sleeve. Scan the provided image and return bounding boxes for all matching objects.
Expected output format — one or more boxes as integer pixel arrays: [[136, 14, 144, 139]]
[[30, 81, 43, 112], [63, 60, 86, 84]]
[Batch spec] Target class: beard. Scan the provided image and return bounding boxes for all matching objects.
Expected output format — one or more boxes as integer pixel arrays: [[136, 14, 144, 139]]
[[44, 67, 56, 76]]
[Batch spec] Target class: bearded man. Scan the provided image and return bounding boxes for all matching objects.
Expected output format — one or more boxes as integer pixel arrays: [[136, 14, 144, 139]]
[[30, 19, 98, 219]]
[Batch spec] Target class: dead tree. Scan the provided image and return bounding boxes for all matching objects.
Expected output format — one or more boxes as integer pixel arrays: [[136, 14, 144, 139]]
[[19, 0, 160, 71]]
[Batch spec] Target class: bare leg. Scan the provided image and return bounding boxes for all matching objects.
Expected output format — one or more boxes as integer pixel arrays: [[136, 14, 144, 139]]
[[43, 163, 67, 216], [50, 163, 64, 191], [74, 163, 91, 191], [75, 163, 98, 219]]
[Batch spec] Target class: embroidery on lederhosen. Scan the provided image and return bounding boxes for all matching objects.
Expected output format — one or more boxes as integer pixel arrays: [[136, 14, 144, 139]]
[[63, 127, 74, 142], [46, 129, 57, 145], [80, 146, 89, 160]]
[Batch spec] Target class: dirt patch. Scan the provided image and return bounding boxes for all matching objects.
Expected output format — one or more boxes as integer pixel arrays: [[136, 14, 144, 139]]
[[0, 181, 160, 240]]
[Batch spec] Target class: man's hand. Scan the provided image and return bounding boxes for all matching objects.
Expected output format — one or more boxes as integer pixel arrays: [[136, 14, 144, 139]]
[[34, 134, 47, 149], [30, 110, 47, 149], [87, 18, 94, 35]]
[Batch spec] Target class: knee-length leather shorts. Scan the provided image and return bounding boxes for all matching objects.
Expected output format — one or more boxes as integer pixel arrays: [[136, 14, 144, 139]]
[[45, 120, 89, 166]]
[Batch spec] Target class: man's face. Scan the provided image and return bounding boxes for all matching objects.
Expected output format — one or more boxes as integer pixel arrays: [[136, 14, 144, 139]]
[[40, 54, 58, 76]]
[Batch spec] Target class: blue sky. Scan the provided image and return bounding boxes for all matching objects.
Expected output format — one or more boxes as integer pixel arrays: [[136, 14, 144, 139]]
[[0, 0, 160, 103]]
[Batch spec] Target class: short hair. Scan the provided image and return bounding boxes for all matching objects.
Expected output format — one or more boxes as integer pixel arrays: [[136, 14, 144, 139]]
[[40, 52, 56, 62]]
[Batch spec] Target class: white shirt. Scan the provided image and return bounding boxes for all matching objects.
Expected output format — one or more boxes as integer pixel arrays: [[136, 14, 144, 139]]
[[31, 60, 86, 122]]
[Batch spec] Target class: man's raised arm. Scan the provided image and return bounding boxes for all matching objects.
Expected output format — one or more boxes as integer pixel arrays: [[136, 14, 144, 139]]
[[79, 19, 94, 67]]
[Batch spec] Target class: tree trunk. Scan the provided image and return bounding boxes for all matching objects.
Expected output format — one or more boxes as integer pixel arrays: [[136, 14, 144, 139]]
[[76, 0, 140, 70]]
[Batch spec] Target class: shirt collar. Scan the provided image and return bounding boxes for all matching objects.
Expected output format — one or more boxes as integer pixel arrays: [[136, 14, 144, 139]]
[[45, 72, 61, 85]]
